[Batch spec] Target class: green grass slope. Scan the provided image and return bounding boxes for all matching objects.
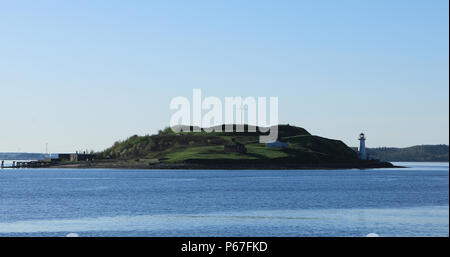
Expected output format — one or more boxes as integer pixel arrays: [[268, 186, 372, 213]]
[[102, 124, 359, 165]]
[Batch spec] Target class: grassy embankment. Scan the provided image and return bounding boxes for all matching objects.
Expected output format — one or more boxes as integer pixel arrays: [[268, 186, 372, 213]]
[[100, 125, 359, 166]]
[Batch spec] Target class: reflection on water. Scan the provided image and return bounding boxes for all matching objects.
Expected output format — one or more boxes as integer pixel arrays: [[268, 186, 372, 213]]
[[0, 206, 448, 237]]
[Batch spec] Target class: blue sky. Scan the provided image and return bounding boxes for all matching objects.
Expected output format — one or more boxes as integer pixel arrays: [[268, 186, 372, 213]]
[[0, 0, 448, 152]]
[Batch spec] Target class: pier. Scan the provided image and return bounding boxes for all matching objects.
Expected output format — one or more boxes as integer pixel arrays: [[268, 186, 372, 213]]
[[1, 153, 95, 169], [1, 160, 53, 169]]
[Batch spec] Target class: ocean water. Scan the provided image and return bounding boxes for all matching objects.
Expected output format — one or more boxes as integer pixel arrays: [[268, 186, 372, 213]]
[[0, 162, 448, 237]]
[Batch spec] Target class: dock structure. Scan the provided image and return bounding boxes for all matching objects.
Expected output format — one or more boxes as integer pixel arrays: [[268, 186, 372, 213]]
[[1, 152, 96, 169], [1, 160, 54, 169]]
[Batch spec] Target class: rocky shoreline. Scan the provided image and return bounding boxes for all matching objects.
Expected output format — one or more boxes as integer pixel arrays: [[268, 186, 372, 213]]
[[46, 159, 401, 170]]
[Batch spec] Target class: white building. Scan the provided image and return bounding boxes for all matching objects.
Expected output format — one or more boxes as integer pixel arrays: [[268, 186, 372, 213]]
[[358, 133, 367, 160]]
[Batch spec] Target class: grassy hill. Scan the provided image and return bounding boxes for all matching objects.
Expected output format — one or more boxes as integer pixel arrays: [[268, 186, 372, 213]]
[[101, 124, 360, 166]]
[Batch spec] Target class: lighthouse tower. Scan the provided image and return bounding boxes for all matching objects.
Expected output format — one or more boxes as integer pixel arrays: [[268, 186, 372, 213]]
[[358, 133, 367, 160]]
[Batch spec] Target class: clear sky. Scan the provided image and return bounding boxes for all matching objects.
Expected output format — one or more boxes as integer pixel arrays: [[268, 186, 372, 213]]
[[0, 0, 448, 153]]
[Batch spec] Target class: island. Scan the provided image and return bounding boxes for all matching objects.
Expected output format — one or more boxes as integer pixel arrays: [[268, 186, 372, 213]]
[[34, 124, 397, 170]]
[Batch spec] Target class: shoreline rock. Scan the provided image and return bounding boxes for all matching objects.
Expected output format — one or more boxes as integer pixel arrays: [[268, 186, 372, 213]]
[[46, 160, 401, 170]]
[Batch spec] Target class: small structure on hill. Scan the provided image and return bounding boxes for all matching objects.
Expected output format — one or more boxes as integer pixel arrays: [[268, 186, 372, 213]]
[[224, 142, 247, 154], [58, 153, 95, 162], [266, 141, 289, 149]]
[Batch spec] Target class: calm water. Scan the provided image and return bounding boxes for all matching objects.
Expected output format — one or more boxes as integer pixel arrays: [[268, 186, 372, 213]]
[[0, 162, 448, 237]]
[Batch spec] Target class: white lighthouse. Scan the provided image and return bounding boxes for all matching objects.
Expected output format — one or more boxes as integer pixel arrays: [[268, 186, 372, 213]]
[[358, 133, 367, 160]]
